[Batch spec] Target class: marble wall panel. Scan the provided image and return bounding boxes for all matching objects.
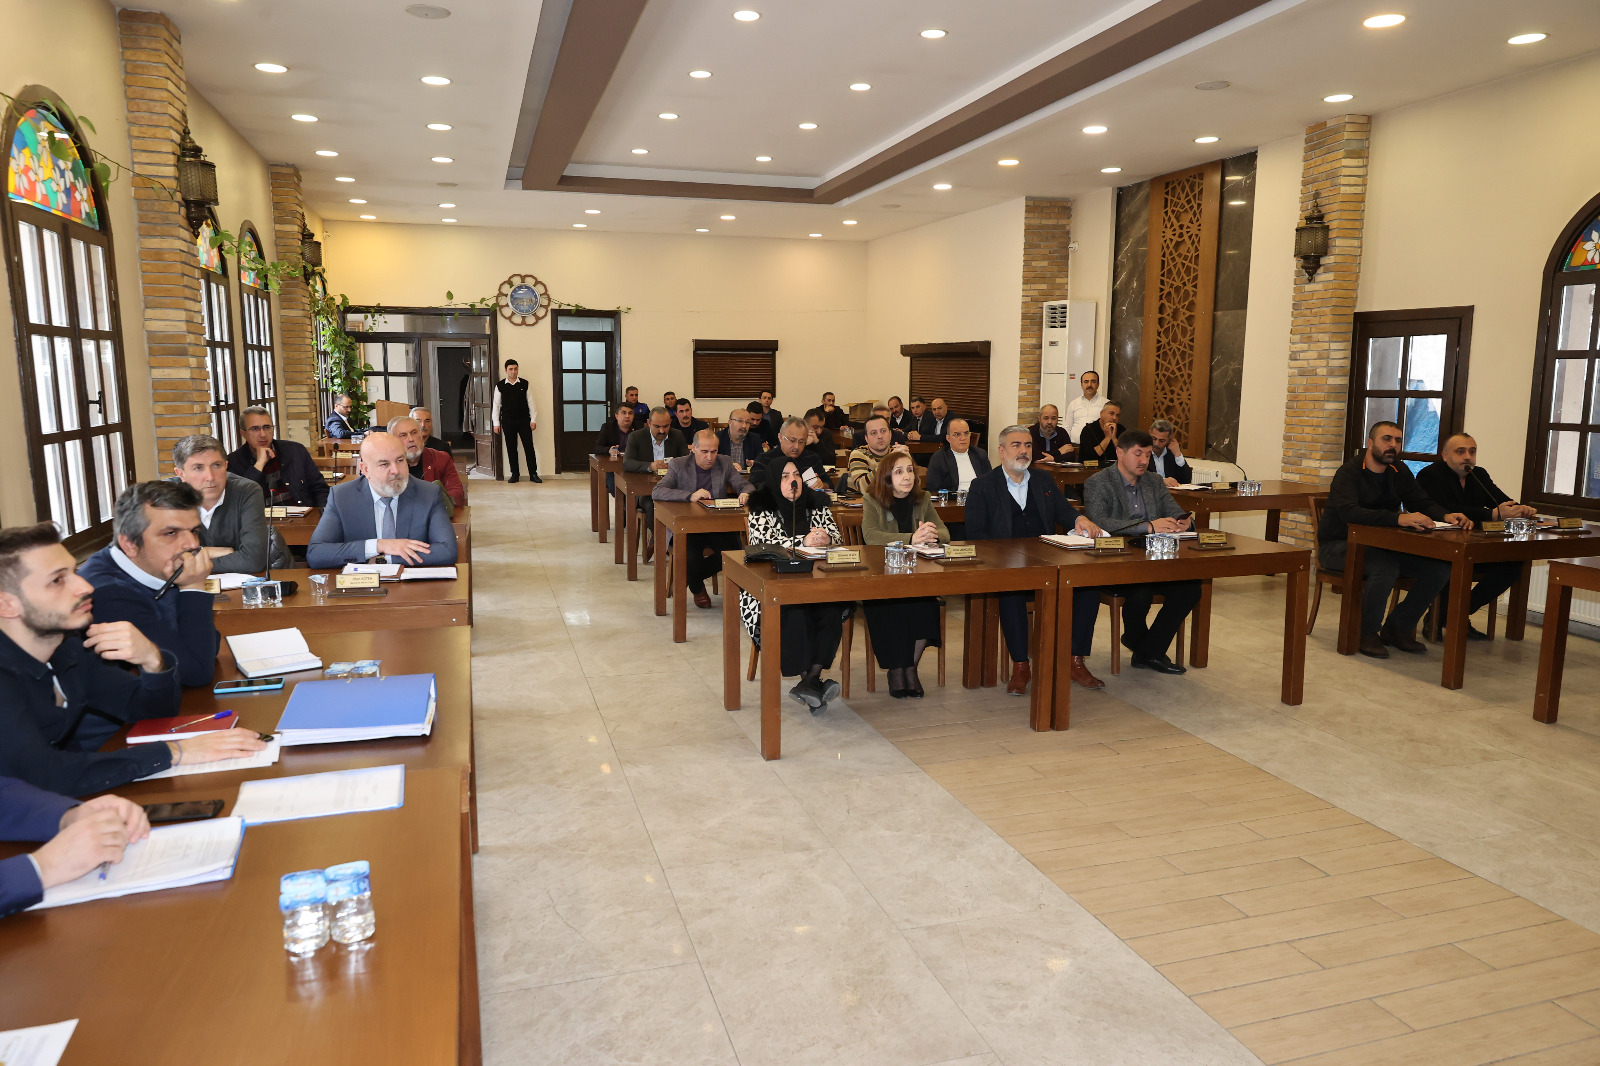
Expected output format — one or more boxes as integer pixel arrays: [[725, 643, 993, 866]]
[[1109, 182, 1149, 425], [1207, 151, 1258, 462]]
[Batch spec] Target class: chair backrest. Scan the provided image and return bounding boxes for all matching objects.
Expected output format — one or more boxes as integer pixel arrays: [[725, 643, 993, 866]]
[[1307, 495, 1325, 555]]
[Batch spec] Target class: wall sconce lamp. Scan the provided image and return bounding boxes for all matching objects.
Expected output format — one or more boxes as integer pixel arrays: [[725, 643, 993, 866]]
[[175, 127, 218, 234], [299, 223, 323, 271], [1294, 201, 1330, 280]]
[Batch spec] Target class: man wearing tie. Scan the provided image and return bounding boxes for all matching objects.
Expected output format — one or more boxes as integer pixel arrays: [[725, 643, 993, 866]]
[[307, 433, 458, 568]]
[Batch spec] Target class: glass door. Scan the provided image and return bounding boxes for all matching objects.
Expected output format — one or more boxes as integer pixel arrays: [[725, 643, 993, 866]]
[[551, 311, 619, 472], [1345, 309, 1472, 474]]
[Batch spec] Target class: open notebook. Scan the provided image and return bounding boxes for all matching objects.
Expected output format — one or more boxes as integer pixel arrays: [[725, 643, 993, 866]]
[[225, 628, 322, 678], [32, 817, 245, 910]]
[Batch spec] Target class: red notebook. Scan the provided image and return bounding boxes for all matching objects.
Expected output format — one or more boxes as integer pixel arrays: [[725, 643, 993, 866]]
[[127, 713, 239, 744]]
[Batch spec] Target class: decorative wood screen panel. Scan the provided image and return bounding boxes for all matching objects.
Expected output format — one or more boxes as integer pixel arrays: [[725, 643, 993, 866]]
[[1140, 162, 1221, 454], [693, 339, 777, 397], [903, 342, 991, 430]]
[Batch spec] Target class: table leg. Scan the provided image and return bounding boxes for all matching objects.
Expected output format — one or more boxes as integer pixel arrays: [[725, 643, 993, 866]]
[[982, 594, 1000, 688], [672, 524, 689, 643], [759, 600, 782, 760], [654, 516, 669, 618], [1533, 576, 1571, 724], [1046, 577, 1069, 731], [1441, 557, 1472, 689], [1265, 509, 1281, 542], [590, 464, 601, 534], [723, 573, 742, 710], [1506, 561, 1531, 641], [1193, 508, 1213, 531], [962, 594, 984, 689], [626, 496, 640, 581], [1190, 579, 1212, 668], [613, 488, 625, 565], [1337, 541, 1365, 655], [1283, 563, 1309, 704]]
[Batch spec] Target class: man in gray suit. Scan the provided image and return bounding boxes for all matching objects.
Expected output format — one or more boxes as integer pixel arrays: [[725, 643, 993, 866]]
[[1081, 428, 1201, 675], [624, 407, 689, 562], [171, 434, 286, 574], [652, 430, 753, 608], [307, 433, 458, 569]]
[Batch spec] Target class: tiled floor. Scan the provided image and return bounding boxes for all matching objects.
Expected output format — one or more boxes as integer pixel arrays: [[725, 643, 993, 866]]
[[469, 477, 1600, 1065]]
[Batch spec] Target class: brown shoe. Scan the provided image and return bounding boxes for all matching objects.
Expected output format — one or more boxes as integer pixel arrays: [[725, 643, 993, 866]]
[[1359, 632, 1390, 658], [1071, 656, 1105, 689], [692, 590, 712, 609], [1006, 661, 1031, 696], [1380, 619, 1427, 654], [642, 534, 654, 563]]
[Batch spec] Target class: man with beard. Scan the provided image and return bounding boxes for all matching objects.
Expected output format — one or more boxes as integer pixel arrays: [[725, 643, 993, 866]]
[[845, 415, 909, 494], [1319, 421, 1470, 658], [717, 408, 763, 468], [1028, 404, 1075, 464], [77, 481, 223, 689], [308, 432, 458, 568], [410, 406, 450, 454], [389, 415, 466, 515], [0, 523, 265, 795]]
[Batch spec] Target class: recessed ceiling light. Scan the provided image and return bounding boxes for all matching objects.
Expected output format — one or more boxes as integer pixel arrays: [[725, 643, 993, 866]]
[[689, 70, 712, 78], [798, 122, 818, 130], [631, 148, 649, 154], [1100, 167, 1122, 173], [359, 214, 376, 219], [427, 123, 452, 131], [335, 176, 355, 182], [733, 9, 760, 21], [432, 156, 454, 163], [421, 75, 451, 86], [441, 218, 456, 223], [291, 114, 318, 122], [1228, 200, 1247, 206], [932, 183, 952, 190], [850, 83, 871, 91], [920, 29, 946, 39], [695, 228, 709, 232], [439, 202, 455, 208], [720, 214, 736, 220], [1324, 93, 1354, 103], [585, 209, 601, 214], [1082, 125, 1108, 135], [1508, 32, 1547, 45], [1194, 136, 1219, 144], [755, 155, 772, 162], [809, 233, 821, 237], [405, 4, 450, 18], [348, 198, 367, 204], [254, 62, 288, 74], [573, 223, 587, 228], [315, 150, 338, 157], [658, 112, 678, 120], [842, 219, 858, 225], [1362, 13, 1405, 28], [998, 158, 1020, 166]]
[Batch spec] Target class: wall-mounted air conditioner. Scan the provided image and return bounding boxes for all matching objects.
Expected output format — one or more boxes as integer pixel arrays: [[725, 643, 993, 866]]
[[1040, 300, 1096, 409]]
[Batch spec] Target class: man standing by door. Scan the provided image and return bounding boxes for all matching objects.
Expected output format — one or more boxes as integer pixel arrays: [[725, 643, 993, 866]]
[[492, 358, 540, 484]]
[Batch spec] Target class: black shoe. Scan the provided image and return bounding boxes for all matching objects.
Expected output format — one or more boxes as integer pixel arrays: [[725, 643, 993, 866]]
[[788, 678, 823, 709], [1359, 633, 1390, 658], [1130, 653, 1185, 675], [818, 678, 841, 705], [508, 474, 520, 484], [1466, 624, 1491, 642], [530, 473, 543, 484], [909, 682, 925, 699], [1380, 620, 1427, 654], [889, 685, 909, 699]]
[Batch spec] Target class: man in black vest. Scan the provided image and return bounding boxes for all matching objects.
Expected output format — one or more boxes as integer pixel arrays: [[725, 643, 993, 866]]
[[492, 358, 540, 483]]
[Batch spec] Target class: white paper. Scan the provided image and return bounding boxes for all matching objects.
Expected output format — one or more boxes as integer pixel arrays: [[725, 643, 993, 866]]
[[138, 738, 281, 780], [0, 1020, 77, 1066], [230, 765, 405, 825], [400, 566, 457, 581], [1040, 533, 1095, 548], [214, 573, 254, 590], [343, 563, 401, 577], [225, 628, 322, 679], [33, 818, 244, 909]]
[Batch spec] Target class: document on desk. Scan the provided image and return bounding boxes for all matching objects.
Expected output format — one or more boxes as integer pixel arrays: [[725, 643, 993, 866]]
[[343, 562, 401, 577], [226, 627, 322, 678], [137, 737, 281, 780], [32, 818, 245, 910], [1040, 533, 1096, 549], [400, 566, 457, 580], [230, 764, 406, 825], [0, 1019, 77, 1066], [213, 573, 255, 591]]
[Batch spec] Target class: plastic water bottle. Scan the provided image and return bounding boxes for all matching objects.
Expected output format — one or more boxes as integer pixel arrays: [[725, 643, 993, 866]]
[[280, 871, 330, 956], [325, 860, 376, 944]]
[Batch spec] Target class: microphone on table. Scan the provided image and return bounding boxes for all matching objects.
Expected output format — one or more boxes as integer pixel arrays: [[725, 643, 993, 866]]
[[1467, 465, 1511, 517]]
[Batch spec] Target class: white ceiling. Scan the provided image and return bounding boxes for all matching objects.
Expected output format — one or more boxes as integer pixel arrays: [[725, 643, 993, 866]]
[[158, 0, 1600, 243]]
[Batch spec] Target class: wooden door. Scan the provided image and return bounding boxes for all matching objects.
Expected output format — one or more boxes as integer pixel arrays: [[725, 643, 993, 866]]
[[551, 311, 620, 472], [468, 341, 497, 478]]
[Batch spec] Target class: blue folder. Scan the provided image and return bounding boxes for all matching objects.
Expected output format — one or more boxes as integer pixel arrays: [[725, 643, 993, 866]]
[[274, 673, 438, 746]]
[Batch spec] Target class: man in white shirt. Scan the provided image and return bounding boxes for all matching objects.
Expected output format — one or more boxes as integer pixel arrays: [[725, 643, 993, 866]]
[[1148, 419, 1193, 487], [1065, 371, 1108, 440], [926, 419, 991, 495]]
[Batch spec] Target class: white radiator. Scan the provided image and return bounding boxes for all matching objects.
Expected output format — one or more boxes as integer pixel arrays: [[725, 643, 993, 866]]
[[1525, 561, 1600, 627]]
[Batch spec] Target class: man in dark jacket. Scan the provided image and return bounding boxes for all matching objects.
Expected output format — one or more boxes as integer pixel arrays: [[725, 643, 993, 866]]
[[229, 405, 329, 507], [172, 433, 286, 573], [1028, 405, 1076, 464], [0, 779, 149, 917], [966, 425, 1108, 693], [887, 396, 919, 438], [324, 393, 358, 439], [1077, 400, 1122, 464], [1415, 433, 1534, 640], [1148, 419, 1194, 486], [717, 408, 764, 468], [926, 420, 991, 494], [1319, 421, 1470, 657], [672, 398, 710, 439]]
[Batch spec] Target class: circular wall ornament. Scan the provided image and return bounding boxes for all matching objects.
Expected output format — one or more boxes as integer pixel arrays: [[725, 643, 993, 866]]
[[496, 274, 549, 325]]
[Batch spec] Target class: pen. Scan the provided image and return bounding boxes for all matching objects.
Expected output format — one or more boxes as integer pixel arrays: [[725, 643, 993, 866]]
[[166, 710, 234, 733], [97, 861, 109, 881]]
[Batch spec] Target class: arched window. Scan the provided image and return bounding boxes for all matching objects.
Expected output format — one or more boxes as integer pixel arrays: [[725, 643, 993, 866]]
[[2, 92, 133, 550], [196, 214, 241, 451], [237, 224, 278, 427], [1525, 194, 1600, 514]]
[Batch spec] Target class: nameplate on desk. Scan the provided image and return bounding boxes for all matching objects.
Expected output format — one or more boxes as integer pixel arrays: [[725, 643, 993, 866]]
[[1481, 521, 1506, 533], [943, 542, 978, 559], [203, 576, 222, 594], [336, 573, 381, 589], [1559, 517, 1583, 530], [704, 498, 741, 510], [824, 548, 861, 566], [1094, 536, 1126, 551], [1198, 530, 1228, 546], [265, 506, 289, 519], [1211, 482, 1232, 491], [1083, 461, 1099, 469]]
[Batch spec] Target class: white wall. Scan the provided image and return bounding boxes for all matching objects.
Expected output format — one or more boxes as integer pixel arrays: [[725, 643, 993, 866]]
[[1067, 186, 1116, 379], [865, 198, 1026, 437]]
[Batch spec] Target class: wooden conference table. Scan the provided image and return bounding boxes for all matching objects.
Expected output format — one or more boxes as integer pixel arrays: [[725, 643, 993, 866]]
[[212, 566, 473, 637], [588, 454, 625, 542], [1033, 462, 1095, 490], [1170, 480, 1327, 542], [1533, 557, 1600, 724], [0, 767, 479, 1065], [1337, 523, 1600, 689]]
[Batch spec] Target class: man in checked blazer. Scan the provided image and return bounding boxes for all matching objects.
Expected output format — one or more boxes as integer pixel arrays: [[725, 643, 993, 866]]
[[1081, 427, 1200, 675], [307, 433, 457, 569]]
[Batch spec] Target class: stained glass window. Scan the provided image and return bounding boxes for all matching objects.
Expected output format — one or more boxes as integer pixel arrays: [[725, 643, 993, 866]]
[[196, 218, 223, 274], [238, 227, 264, 289], [1563, 215, 1600, 272], [238, 226, 278, 428], [7, 107, 99, 230]]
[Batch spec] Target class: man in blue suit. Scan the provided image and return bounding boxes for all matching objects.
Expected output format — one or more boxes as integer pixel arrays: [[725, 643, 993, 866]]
[[325, 393, 359, 439], [307, 432, 458, 568], [1, 779, 149, 917]]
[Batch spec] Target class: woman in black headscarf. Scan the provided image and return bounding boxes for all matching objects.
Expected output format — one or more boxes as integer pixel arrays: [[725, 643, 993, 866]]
[[740, 458, 848, 713]]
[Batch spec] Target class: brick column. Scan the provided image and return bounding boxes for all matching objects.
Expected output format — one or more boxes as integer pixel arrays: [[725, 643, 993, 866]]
[[118, 10, 209, 462], [270, 164, 317, 444], [1279, 115, 1370, 545], [1018, 198, 1071, 420]]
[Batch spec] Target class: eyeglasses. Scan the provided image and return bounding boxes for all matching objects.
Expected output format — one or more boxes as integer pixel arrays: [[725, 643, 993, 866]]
[[780, 434, 806, 445]]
